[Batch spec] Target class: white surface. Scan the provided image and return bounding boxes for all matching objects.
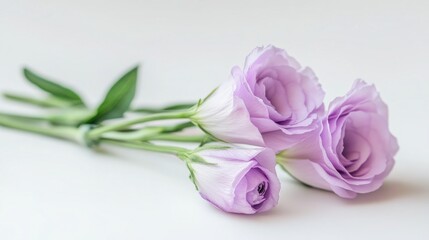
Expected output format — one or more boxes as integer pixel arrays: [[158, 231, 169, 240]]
[[1, 1, 428, 239]]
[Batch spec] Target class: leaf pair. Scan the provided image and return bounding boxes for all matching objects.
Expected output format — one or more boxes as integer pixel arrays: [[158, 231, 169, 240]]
[[22, 66, 139, 124]]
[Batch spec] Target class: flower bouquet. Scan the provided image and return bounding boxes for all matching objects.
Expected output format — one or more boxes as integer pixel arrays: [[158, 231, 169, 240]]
[[0, 46, 398, 214]]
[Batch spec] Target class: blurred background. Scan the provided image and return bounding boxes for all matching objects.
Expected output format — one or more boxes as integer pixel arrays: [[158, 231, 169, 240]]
[[0, 1, 428, 239]]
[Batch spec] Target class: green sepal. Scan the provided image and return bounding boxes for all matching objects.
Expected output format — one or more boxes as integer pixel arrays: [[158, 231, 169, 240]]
[[190, 93, 225, 144], [186, 154, 216, 165], [196, 98, 203, 107], [185, 161, 199, 191], [23, 68, 85, 106], [193, 144, 230, 153], [191, 121, 225, 144], [201, 86, 218, 103], [178, 150, 219, 191], [178, 151, 216, 166], [198, 135, 214, 147]]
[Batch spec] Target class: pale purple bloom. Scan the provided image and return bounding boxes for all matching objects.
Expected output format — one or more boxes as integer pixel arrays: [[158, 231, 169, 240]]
[[277, 80, 399, 198], [193, 45, 325, 151], [192, 79, 264, 146], [190, 145, 280, 214]]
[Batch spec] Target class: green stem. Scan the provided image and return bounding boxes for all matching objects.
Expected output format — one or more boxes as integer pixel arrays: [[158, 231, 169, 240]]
[[99, 121, 197, 142], [161, 121, 195, 133], [147, 134, 206, 143], [131, 103, 195, 114], [101, 127, 164, 141], [130, 107, 168, 114], [101, 139, 189, 155], [0, 115, 80, 142], [3, 92, 73, 108], [88, 110, 195, 140], [0, 112, 51, 122], [0, 113, 195, 155]]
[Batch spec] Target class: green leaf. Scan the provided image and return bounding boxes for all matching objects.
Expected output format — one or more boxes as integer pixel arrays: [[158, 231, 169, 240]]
[[88, 66, 139, 123], [23, 67, 85, 106]]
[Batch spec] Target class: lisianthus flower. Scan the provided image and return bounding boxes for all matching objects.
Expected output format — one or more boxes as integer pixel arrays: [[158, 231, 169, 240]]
[[192, 45, 325, 151], [185, 144, 280, 214], [277, 80, 399, 198]]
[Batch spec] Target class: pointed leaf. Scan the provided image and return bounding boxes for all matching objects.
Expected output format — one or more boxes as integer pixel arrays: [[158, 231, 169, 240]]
[[23, 68, 85, 106], [88, 66, 138, 123]]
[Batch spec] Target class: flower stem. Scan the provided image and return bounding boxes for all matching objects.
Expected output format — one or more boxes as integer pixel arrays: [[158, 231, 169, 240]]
[[99, 121, 197, 142], [3, 92, 73, 108], [147, 134, 206, 143], [0, 115, 80, 142], [131, 103, 196, 114], [161, 121, 195, 133], [88, 110, 195, 140], [101, 139, 189, 155], [0, 112, 50, 122]]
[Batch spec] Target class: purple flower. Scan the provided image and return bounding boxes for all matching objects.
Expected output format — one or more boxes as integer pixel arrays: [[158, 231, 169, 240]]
[[191, 78, 265, 146], [277, 80, 399, 198], [189, 145, 280, 214], [193, 45, 325, 151]]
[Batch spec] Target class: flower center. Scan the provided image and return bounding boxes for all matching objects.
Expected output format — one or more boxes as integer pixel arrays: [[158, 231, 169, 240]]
[[246, 180, 268, 207], [257, 182, 266, 195], [340, 114, 372, 176], [244, 168, 269, 208]]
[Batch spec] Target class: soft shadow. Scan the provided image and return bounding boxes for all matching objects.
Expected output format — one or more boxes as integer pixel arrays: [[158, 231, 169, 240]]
[[225, 179, 333, 221], [203, 202, 290, 221], [91, 143, 189, 181], [222, 178, 429, 220], [84, 146, 429, 218], [344, 180, 429, 205]]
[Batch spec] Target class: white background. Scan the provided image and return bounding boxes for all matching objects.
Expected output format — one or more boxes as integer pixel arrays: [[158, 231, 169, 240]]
[[1, 1, 428, 239]]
